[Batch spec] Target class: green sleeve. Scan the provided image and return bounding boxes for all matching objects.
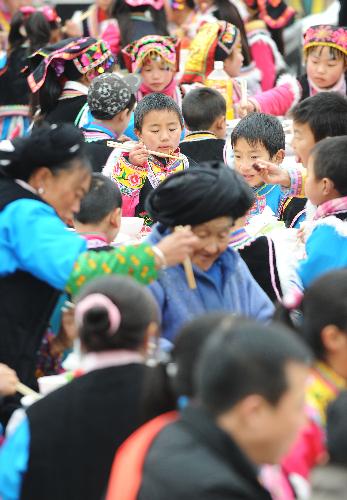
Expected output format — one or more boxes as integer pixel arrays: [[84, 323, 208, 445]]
[[65, 243, 157, 297]]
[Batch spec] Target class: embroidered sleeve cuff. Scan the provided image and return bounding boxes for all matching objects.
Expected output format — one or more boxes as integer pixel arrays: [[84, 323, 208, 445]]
[[281, 166, 306, 197]]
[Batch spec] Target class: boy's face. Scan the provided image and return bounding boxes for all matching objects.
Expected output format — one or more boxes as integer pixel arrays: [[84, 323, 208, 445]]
[[306, 47, 345, 90], [136, 110, 182, 153], [291, 121, 316, 167], [233, 137, 283, 187], [223, 35, 244, 78], [305, 154, 326, 206], [140, 58, 175, 93]]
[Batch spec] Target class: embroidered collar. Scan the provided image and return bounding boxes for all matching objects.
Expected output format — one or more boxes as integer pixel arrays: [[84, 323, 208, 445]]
[[83, 121, 118, 140], [147, 150, 187, 188], [254, 183, 277, 197], [81, 350, 144, 373], [79, 232, 109, 249], [59, 80, 89, 101], [182, 131, 218, 142], [312, 361, 346, 394], [314, 195, 347, 220]]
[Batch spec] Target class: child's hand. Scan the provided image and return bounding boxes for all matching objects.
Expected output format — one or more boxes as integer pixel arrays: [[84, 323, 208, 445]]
[[236, 100, 257, 118], [252, 160, 291, 188], [129, 142, 148, 167], [0, 363, 18, 396]]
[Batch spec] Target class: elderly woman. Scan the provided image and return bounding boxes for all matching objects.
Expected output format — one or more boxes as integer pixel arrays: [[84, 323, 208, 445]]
[[146, 161, 274, 342]]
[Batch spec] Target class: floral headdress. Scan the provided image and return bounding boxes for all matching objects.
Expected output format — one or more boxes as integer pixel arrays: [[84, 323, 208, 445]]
[[19, 5, 61, 24], [122, 35, 179, 73], [125, 0, 164, 9], [303, 25, 347, 57], [27, 37, 114, 93], [181, 22, 239, 85], [245, 0, 295, 30]]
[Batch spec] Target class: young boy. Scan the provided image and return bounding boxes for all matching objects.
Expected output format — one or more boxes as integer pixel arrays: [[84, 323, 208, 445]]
[[180, 87, 226, 163], [253, 92, 347, 205], [297, 136, 347, 289], [81, 72, 139, 172], [73, 173, 122, 248], [230, 112, 305, 226], [104, 93, 191, 225]]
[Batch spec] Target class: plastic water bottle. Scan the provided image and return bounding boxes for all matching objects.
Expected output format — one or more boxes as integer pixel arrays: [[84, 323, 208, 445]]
[[205, 61, 234, 120]]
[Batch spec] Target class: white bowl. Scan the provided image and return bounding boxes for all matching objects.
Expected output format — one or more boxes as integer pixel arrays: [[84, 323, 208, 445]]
[[119, 217, 144, 238]]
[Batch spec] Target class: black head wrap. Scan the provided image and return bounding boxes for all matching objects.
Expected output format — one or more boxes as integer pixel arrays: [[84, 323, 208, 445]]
[[0, 122, 87, 180], [146, 161, 254, 226]]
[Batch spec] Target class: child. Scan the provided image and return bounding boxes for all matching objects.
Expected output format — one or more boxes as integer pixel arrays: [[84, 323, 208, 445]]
[[73, 173, 122, 248], [230, 112, 305, 226], [241, 25, 347, 117], [122, 34, 181, 104], [180, 87, 226, 163], [27, 36, 115, 126], [297, 136, 347, 289], [82, 72, 139, 172], [277, 270, 347, 488], [0, 7, 61, 139], [250, 92, 347, 206], [0, 275, 160, 500], [104, 92, 190, 225]]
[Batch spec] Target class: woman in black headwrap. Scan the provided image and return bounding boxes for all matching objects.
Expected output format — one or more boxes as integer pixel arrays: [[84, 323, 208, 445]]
[[146, 161, 274, 344]]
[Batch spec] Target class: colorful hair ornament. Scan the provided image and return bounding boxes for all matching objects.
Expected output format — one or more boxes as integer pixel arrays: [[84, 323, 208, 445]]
[[75, 293, 122, 336], [303, 25, 347, 56], [122, 35, 179, 73]]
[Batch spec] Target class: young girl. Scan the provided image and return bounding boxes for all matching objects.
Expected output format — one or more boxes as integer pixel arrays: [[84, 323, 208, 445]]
[[276, 270, 347, 489], [104, 92, 191, 224], [0, 7, 61, 139], [122, 33, 181, 104], [0, 275, 160, 500], [27, 36, 115, 126], [241, 25, 347, 117]]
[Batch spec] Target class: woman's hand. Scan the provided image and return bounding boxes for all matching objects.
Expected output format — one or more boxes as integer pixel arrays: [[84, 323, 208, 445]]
[[155, 226, 199, 268], [0, 363, 18, 396], [252, 160, 291, 188], [129, 142, 148, 167]]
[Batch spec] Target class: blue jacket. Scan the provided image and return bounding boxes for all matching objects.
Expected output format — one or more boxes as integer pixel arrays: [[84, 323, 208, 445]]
[[147, 225, 274, 342]]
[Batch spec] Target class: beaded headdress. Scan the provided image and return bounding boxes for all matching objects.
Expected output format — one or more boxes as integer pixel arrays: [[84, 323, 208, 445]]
[[27, 37, 114, 93], [122, 35, 179, 73], [303, 25, 347, 56]]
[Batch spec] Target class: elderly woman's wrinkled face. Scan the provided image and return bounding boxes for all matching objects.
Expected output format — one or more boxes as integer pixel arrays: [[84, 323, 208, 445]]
[[191, 216, 234, 271]]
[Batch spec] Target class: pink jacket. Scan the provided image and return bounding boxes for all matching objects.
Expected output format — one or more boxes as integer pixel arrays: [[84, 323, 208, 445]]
[[250, 75, 302, 116]]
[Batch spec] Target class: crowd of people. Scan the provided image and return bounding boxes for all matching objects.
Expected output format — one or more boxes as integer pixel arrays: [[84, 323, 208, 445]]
[[0, 0, 347, 497]]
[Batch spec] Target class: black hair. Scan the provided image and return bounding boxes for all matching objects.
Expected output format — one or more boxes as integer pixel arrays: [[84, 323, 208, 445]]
[[275, 270, 347, 361], [196, 318, 311, 415], [311, 136, 347, 196], [134, 92, 184, 131], [182, 87, 226, 131], [0, 122, 91, 181], [76, 275, 159, 352], [326, 390, 347, 466], [306, 45, 347, 65], [230, 112, 285, 157], [8, 11, 51, 53], [291, 92, 347, 143], [214, 0, 251, 65], [141, 313, 231, 421], [112, 0, 168, 48], [74, 173, 122, 224]]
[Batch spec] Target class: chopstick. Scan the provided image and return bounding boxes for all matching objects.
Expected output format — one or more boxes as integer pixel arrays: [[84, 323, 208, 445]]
[[240, 79, 248, 108], [16, 382, 41, 399], [175, 226, 197, 289], [107, 141, 183, 161]]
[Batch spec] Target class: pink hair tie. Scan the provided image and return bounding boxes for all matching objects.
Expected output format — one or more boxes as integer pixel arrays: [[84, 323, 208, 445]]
[[75, 293, 121, 335]]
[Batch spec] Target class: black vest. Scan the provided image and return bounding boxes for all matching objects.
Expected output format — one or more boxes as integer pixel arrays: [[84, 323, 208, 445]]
[[21, 364, 147, 500], [0, 178, 60, 392]]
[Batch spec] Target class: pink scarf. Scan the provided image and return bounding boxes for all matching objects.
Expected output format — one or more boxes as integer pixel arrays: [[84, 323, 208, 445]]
[[137, 78, 181, 105], [308, 72, 346, 97], [314, 195, 347, 220]]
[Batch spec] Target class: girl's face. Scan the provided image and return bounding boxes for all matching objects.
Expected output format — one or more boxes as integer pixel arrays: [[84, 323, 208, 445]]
[[140, 57, 176, 92], [136, 109, 183, 153], [223, 35, 244, 78], [306, 47, 345, 89]]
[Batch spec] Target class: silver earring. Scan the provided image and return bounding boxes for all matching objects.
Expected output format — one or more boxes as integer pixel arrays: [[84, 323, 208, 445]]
[[38, 187, 45, 195]]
